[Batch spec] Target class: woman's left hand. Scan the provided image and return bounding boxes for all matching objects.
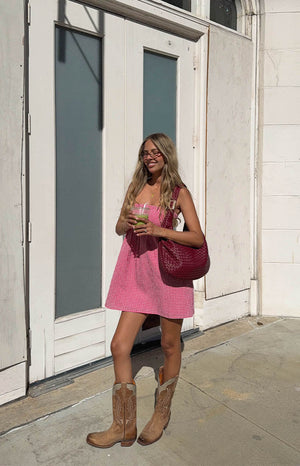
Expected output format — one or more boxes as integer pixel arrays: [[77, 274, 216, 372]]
[[133, 219, 161, 237]]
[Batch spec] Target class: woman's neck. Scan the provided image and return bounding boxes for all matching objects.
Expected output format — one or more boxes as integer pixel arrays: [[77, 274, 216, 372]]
[[149, 174, 162, 185]]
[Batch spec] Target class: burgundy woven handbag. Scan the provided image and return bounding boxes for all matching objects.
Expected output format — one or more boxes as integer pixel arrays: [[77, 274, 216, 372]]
[[158, 186, 210, 280]]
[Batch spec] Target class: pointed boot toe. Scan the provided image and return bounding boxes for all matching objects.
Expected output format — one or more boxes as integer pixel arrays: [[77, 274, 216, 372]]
[[86, 432, 100, 447]]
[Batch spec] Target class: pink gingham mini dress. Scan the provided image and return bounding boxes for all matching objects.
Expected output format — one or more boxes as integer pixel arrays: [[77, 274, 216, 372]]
[[105, 204, 194, 318]]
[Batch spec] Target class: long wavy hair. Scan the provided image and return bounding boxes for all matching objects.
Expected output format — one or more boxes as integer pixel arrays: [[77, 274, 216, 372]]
[[123, 133, 185, 217]]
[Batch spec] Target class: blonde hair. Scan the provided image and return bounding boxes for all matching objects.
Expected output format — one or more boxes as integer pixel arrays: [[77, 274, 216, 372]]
[[123, 133, 185, 216]]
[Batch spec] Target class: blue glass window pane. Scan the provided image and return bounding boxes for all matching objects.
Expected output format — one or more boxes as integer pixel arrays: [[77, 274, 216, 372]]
[[143, 50, 177, 143], [55, 27, 102, 318]]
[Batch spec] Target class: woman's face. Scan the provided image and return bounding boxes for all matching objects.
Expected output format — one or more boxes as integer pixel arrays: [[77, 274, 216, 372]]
[[142, 139, 165, 176]]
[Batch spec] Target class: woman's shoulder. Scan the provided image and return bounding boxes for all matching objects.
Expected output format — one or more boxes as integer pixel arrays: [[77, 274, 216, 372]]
[[171, 184, 187, 196], [176, 185, 194, 208], [177, 185, 190, 198]]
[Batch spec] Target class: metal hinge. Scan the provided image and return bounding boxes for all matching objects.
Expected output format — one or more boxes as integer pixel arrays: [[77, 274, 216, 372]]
[[27, 3, 31, 25], [27, 113, 31, 134], [27, 221, 32, 243]]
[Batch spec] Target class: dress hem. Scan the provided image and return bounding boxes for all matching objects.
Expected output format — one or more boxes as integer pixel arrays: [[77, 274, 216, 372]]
[[105, 303, 194, 319]]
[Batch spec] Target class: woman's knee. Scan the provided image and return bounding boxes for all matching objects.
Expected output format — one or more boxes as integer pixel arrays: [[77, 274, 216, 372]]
[[161, 335, 181, 358], [110, 336, 131, 360]]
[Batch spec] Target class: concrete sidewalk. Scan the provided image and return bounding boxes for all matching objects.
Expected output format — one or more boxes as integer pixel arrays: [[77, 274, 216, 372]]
[[0, 317, 299, 465]]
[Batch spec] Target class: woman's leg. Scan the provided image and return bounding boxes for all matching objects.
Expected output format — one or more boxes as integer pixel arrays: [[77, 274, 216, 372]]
[[160, 317, 183, 382], [137, 317, 183, 446], [111, 311, 147, 383], [87, 311, 147, 448]]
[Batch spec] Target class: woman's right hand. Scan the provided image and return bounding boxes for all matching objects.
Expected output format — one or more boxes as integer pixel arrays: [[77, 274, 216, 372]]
[[123, 213, 137, 233], [116, 212, 137, 235]]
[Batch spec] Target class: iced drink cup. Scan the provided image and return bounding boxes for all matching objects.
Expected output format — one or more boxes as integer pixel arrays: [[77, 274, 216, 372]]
[[131, 206, 150, 226]]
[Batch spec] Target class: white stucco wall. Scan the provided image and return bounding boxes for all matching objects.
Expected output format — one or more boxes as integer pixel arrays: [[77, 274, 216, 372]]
[[0, 0, 27, 403], [260, 1, 300, 316]]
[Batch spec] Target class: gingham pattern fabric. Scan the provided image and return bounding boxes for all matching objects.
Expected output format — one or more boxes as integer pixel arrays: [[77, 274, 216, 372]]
[[105, 204, 194, 318]]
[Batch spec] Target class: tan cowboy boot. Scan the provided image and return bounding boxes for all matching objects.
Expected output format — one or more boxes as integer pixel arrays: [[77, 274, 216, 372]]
[[137, 367, 178, 446], [87, 382, 137, 448]]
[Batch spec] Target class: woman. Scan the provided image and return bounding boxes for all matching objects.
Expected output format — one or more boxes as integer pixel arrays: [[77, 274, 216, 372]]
[[87, 133, 204, 448]]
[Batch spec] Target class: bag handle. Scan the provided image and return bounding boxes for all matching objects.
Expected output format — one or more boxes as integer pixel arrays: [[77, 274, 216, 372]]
[[161, 186, 182, 230], [169, 185, 181, 210]]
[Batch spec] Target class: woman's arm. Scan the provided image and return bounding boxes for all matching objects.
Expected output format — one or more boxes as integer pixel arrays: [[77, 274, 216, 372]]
[[115, 185, 137, 236], [164, 188, 204, 247], [134, 188, 204, 248]]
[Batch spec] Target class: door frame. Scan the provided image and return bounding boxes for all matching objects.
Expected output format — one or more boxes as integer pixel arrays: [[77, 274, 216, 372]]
[[28, 1, 108, 382], [28, 0, 209, 383]]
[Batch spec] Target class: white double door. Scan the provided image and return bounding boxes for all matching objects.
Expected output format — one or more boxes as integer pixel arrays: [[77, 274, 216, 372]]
[[29, 0, 196, 383]]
